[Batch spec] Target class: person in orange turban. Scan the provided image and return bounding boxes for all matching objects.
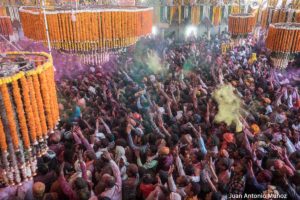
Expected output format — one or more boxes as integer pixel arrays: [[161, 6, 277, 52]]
[[223, 133, 235, 143], [159, 147, 170, 155], [221, 133, 235, 150], [251, 124, 260, 135]]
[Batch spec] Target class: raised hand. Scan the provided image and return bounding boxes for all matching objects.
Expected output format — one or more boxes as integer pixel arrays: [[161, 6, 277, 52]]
[[78, 149, 83, 162], [156, 174, 162, 185], [168, 165, 174, 176], [157, 115, 164, 128], [126, 123, 134, 134], [208, 156, 213, 167], [134, 149, 140, 158], [60, 162, 65, 176]]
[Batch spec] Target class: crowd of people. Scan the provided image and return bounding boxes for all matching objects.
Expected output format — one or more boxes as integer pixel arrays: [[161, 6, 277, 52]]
[[1, 31, 300, 200]]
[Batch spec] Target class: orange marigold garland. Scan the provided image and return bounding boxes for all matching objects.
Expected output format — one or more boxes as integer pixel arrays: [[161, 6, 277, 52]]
[[44, 68, 56, 127], [19, 7, 153, 51], [0, 84, 19, 150], [11, 80, 30, 150], [32, 74, 48, 138], [266, 23, 300, 53], [20, 76, 37, 144], [0, 117, 7, 152], [49, 67, 59, 122], [27, 76, 42, 141], [228, 13, 255, 36], [0, 52, 59, 185], [39, 72, 54, 132]]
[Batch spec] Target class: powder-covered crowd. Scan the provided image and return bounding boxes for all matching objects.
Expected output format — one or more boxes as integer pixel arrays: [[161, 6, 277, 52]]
[[1, 32, 300, 200]]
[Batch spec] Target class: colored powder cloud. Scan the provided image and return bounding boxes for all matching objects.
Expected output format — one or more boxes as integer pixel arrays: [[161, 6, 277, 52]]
[[212, 84, 243, 132], [145, 50, 163, 73]]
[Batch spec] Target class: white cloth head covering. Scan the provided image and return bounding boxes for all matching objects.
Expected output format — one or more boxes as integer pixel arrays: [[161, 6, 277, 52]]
[[95, 132, 106, 139], [149, 75, 156, 82], [69, 160, 93, 185], [88, 86, 96, 94], [135, 127, 144, 136], [115, 146, 126, 163], [158, 107, 165, 114], [176, 111, 183, 120]]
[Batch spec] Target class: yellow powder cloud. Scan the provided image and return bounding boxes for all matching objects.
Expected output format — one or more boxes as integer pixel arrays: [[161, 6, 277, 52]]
[[213, 84, 243, 132]]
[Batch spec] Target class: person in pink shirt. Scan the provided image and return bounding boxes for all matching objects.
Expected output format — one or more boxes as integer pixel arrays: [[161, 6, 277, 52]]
[[99, 152, 122, 200]]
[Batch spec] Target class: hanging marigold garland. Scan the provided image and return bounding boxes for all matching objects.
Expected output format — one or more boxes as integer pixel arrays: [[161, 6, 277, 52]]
[[32, 74, 48, 138], [228, 13, 256, 36], [266, 23, 300, 53], [0, 84, 19, 151], [260, 8, 269, 28], [212, 6, 222, 26], [19, 7, 153, 51], [191, 6, 200, 25], [46, 67, 58, 123], [39, 72, 54, 132], [11, 80, 31, 150], [20, 76, 37, 144], [258, 7, 300, 28], [271, 9, 280, 23], [0, 16, 13, 37], [296, 11, 300, 23], [231, 4, 240, 14], [27, 76, 42, 141], [0, 118, 7, 152], [0, 52, 59, 186]]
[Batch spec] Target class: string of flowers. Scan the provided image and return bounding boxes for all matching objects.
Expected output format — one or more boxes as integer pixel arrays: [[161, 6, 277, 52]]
[[228, 14, 255, 36], [39, 71, 54, 131], [45, 68, 57, 124], [0, 84, 19, 151], [50, 66, 59, 122], [212, 6, 222, 26], [0, 117, 7, 152], [32, 74, 48, 138], [27, 76, 42, 141], [19, 7, 153, 51], [191, 6, 200, 25], [20, 76, 37, 144], [11, 80, 31, 150], [0, 51, 59, 185], [271, 9, 280, 23], [266, 23, 300, 53], [0, 16, 13, 37]]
